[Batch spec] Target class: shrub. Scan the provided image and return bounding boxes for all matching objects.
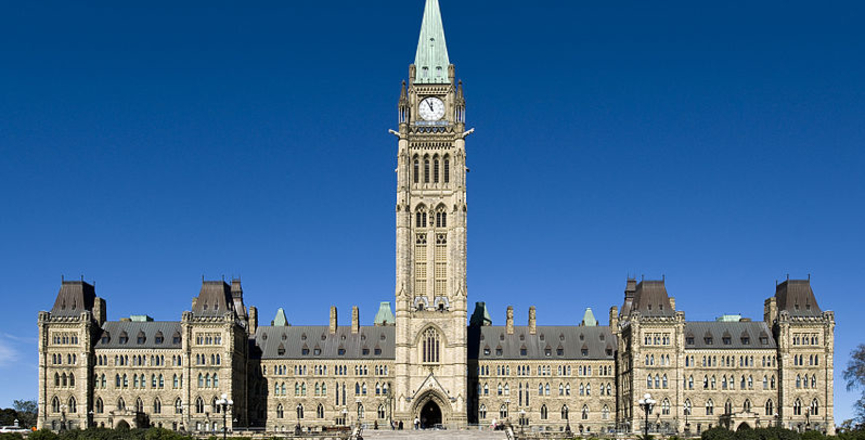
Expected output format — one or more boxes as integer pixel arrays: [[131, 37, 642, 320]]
[[28, 430, 59, 440]]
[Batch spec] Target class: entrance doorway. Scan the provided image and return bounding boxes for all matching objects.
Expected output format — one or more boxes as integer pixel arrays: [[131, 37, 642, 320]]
[[420, 401, 442, 428]]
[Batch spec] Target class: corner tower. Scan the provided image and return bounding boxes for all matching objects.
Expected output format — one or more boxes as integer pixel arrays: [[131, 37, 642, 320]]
[[393, 0, 470, 427]]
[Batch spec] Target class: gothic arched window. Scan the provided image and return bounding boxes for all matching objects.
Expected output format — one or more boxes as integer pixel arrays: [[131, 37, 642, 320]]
[[422, 328, 440, 363], [413, 158, 419, 184], [443, 156, 450, 183], [424, 158, 430, 183]]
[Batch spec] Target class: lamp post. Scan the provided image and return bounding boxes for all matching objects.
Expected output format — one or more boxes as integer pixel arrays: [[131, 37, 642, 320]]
[[519, 409, 526, 435], [684, 406, 691, 437], [295, 404, 303, 435], [215, 393, 233, 440], [564, 406, 571, 436], [638, 393, 656, 439], [88, 410, 94, 429], [60, 403, 68, 431], [805, 409, 811, 431]]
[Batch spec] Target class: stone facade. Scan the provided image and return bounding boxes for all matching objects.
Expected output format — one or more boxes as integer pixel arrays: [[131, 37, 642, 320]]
[[36, 0, 835, 435]]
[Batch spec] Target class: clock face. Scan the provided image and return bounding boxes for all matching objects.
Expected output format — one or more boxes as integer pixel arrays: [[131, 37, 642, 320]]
[[419, 97, 445, 121]]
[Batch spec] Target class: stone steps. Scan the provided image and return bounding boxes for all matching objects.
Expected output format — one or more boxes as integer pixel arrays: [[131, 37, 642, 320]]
[[361, 428, 509, 440]]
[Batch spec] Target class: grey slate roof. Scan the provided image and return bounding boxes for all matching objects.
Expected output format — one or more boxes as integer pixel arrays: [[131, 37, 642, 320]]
[[95, 321, 182, 350], [50, 281, 96, 317], [251, 326, 395, 360], [775, 279, 822, 317], [469, 326, 616, 361], [193, 281, 234, 317], [631, 280, 674, 317], [684, 321, 776, 350]]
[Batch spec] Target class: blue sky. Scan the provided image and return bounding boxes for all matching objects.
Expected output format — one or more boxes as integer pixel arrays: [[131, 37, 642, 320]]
[[1, 0, 864, 422]]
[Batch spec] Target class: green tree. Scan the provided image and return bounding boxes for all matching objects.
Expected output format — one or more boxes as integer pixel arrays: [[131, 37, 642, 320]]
[[844, 344, 865, 423], [12, 400, 37, 428]]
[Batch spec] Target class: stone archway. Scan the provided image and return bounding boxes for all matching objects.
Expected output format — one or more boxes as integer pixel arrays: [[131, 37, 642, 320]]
[[737, 422, 751, 431], [411, 390, 452, 428], [116, 420, 130, 430], [421, 400, 442, 428]]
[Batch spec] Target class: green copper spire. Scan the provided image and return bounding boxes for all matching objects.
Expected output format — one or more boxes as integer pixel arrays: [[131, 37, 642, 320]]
[[272, 308, 288, 327], [581, 308, 598, 327], [414, 0, 450, 84], [373, 302, 395, 326]]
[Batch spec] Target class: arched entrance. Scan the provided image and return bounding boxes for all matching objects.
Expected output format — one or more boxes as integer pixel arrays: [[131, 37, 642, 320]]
[[737, 422, 751, 431], [421, 401, 442, 429]]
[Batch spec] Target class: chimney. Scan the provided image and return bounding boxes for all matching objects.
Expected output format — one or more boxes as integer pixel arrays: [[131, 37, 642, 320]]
[[93, 297, 107, 327], [528, 306, 537, 335], [351, 306, 360, 334], [248, 306, 258, 335], [669, 297, 676, 311], [764, 297, 777, 324], [506, 306, 514, 335], [609, 306, 619, 332], [330, 306, 338, 334]]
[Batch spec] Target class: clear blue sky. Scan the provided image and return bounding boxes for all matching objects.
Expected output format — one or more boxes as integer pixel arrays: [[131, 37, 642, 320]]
[[1, 0, 863, 422]]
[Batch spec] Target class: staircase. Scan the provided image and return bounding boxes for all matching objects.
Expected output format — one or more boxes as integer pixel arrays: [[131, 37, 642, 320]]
[[361, 428, 509, 440]]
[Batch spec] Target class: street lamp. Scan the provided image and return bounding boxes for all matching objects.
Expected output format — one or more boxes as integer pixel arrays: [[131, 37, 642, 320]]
[[564, 405, 571, 436], [60, 404, 68, 431], [519, 409, 526, 435], [295, 404, 303, 435], [88, 410, 94, 429], [215, 394, 233, 440], [638, 393, 656, 439], [774, 412, 780, 428]]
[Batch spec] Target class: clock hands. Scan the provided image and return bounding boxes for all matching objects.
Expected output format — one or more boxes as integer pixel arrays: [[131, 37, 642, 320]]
[[427, 100, 435, 111]]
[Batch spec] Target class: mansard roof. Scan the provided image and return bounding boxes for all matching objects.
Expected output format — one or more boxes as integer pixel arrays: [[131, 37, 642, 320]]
[[630, 279, 674, 317], [684, 321, 776, 350], [193, 281, 234, 317], [469, 326, 616, 361], [251, 325, 395, 360], [50, 281, 96, 317], [775, 279, 822, 317], [95, 321, 182, 349]]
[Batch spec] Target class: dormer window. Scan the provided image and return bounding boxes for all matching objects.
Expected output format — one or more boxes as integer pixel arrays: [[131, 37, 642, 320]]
[[648, 304, 652, 311], [686, 337, 695, 345], [155, 333, 164, 344], [362, 348, 370, 356], [520, 346, 527, 356], [741, 337, 750, 345], [704, 337, 713, 345], [338, 348, 346, 356], [544, 348, 552, 357], [722, 337, 731, 345], [173, 332, 181, 344], [101, 333, 110, 344], [483, 347, 491, 356], [495, 347, 503, 356], [119, 332, 129, 345], [557, 348, 564, 356], [374, 348, 382, 356], [581, 348, 588, 356]]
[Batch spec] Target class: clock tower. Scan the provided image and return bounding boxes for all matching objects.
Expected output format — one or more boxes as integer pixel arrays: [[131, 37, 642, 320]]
[[392, 0, 470, 427]]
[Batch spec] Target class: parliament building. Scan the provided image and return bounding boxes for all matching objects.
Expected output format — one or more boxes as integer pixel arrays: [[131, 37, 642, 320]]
[[37, 0, 836, 435]]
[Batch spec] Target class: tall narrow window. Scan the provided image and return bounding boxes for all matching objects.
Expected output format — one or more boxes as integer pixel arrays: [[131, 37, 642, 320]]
[[424, 159, 430, 183], [435, 234, 447, 298], [413, 159, 419, 184], [433, 158, 440, 183], [422, 328, 440, 363], [415, 234, 427, 298], [444, 157, 450, 183]]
